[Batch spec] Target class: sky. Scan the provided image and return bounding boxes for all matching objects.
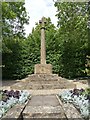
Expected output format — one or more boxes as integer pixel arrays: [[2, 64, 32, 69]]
[[24, 0, 58, 36]]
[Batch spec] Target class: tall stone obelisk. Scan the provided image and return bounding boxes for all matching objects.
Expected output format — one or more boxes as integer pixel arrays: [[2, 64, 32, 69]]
[[35, 17, 52, 74]]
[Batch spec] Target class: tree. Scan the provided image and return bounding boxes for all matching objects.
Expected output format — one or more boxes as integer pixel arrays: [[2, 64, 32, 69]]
[[86, 1, 90, 87], [2, 2, 29, 79], [54, 2, 88, 79]]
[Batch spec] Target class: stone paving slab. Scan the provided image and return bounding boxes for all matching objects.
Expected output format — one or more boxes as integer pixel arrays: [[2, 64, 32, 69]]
[[27, 89, 71, 95], [23, 106, 65, 114], [0, 96, 31, 120], [62, 103, 84, 119], [1, 104, 24, 120], [27, 95, 60, 106], [56, 95, 84, 120], [23, 95, 66, 119]]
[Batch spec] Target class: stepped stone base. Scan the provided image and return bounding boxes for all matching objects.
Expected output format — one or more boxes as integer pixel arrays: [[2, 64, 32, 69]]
[[10, 74, 76, 90], [34, 64, 52, 74]]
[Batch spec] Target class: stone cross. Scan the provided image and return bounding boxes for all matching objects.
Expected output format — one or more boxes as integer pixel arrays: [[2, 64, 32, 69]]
[[34, 17, 52, 74], [39, 17, 46, 64]]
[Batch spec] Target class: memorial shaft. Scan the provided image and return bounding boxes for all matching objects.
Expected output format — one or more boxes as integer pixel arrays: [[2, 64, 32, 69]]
[[40, 17, 46, 64], [41, 27, 46, 64]]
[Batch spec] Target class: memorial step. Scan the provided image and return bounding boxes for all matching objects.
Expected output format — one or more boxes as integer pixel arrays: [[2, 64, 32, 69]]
[[11, 82, 75, 90], [27, 84, 74, 89], [26, 80, 60, 84], [10, 74, 76, 90], [23, 95, 66, 119], [27, 74, 59, 81]]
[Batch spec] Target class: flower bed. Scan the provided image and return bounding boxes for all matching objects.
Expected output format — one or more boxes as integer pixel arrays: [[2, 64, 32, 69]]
[[0, 90, 30, 118], [59, 88, 90, 119]]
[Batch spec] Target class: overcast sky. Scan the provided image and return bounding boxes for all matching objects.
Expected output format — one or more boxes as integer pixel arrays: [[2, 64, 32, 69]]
[[24, 0, 58, 36]]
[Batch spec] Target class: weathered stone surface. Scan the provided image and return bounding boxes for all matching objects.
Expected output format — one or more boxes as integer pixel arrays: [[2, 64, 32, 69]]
[[1, 104, 24, 120], [1, 98, 30, 120], [1, 95, 84, 120], [23, 95, 66, 119], [27, 95, 60, 106], [35, 17, 52, 74], [28, 74, 58, 81], [34, 64, 52, 74], [57, 96, 84, 120], [40, 17, 46, 65], [63, 103, 84, 119], [23, 106, 66, 118], [10, 75, 76, 90]]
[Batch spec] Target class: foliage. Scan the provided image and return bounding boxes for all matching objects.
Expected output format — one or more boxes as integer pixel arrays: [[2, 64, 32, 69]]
[[54, 2, 88, 78], [2, 2, 29, 38], [0, 90, 30, 118], [85, 56, 90, 76], [85, 88, 90, 95], [2, 2, 89, 80], [2, 2, 29, 79], [59, 88, 90, 119]]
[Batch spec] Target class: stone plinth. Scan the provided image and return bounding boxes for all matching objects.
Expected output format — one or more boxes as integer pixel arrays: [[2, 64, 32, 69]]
[[34, 64, 52, 74]]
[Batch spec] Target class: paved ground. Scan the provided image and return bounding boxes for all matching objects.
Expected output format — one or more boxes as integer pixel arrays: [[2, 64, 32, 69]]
[[1, 79, 86, 119], [26, 89, 68, 95], [22, 95, 83, 119], [1, 94, 84, 119], [23, 95, 66, 119]]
